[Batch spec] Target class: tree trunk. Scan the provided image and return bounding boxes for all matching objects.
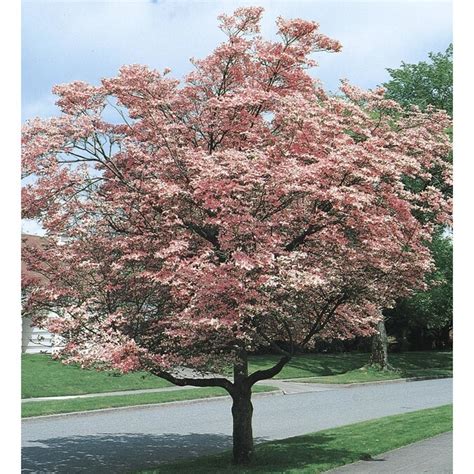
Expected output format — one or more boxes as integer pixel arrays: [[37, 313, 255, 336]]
[[369, 317, 390, 370], [400, 327, 410, 352], [231, 386, 254, 464], [438, 324, 452, 350], [147, 350, 293, 466], [231, 350, 254, 465]]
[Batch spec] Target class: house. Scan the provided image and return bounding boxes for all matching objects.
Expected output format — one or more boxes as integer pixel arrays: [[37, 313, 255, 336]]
[[21, 234, 61, 354]]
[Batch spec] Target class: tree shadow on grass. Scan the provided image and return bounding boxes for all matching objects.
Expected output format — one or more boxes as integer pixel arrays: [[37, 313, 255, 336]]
[[391, 351, 452, 378], [156, 433, 373, 473], [289, 352, 453, 380], [22, 432, 239, 473], [22, 431, 376, 473], [283, 354, 368, 377], [244, 433, 372, 473]]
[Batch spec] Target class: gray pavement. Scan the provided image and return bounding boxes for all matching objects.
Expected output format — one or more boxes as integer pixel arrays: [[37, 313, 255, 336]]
[[21, 378, 452, 473], [327, 431, 452, 473]]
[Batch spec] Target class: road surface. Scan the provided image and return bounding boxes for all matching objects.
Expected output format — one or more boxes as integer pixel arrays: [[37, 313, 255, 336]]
[[22, 378, 452, 473]]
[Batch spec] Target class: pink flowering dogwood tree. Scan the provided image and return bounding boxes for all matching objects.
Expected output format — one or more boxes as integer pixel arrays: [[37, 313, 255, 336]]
[[22, 7, 452, 464]]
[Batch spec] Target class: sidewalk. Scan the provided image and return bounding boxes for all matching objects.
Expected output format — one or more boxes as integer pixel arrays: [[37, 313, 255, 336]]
[[327, 431, 452, 473]]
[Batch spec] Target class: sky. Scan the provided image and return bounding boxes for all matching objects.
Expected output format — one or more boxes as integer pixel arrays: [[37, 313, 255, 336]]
[[21, 0, 452, 234]]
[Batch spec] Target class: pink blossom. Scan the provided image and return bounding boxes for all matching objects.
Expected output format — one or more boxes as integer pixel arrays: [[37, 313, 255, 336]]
[[21, 7, 451, 375]]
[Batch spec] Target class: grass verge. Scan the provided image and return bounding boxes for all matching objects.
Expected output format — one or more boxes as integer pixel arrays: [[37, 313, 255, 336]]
[[298, 366, 453, 384], [142, 404, 452, 473], [22, 354, 172, 398], [21, 385, 278, 418], [22, 351, 452, 399], [247, 351, 452, 382]]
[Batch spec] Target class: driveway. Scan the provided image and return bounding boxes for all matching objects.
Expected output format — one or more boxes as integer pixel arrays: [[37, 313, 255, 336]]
[[22, 378, 452, 473]]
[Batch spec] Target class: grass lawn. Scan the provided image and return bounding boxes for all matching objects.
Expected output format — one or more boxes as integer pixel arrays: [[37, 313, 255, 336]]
[[22, 385, 278, 418], [247, 351, 452, 383], [22, 354, 173, 398], [142, 404, 453, 473], [23, 351, 452, 399]]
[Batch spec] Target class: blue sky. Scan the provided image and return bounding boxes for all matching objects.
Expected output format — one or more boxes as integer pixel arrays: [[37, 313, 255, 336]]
[[22, 0, 452, 121], [21, 0, 452, 234]]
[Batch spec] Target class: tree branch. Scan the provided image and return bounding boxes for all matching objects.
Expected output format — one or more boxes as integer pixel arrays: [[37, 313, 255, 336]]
[[285, 224, 325, 251], [247, 355, 291, 385], [182, 220, 227, 262], [148, 366, 234, 393]]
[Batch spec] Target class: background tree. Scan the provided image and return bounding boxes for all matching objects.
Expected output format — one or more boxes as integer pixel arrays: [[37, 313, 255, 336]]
[[383, 44, 452, 116], [385, 230, 452, 351], [22, 7, 452, 465], [368, 45, 453, 367]]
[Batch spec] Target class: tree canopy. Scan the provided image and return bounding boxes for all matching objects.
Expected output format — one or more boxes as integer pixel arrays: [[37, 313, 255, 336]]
[[383, 44, 453, 116], [381, 45, 453, 351], [385, 230, 452, 350], [22, 5, 452, 375], [21, 7, 452, 463]]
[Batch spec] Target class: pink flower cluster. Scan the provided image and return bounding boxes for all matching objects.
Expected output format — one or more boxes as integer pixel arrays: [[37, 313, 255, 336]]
[[22, 7, 452, 374]]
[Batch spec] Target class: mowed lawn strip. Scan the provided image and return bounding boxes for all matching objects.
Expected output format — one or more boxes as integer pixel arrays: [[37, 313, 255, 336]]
[[22, 385, 278, 418], [298, 366, 453, 384], [22, 354, 172, 398], [142, 404, 453, 474], [22, 351, 452, 399], [247, 351, 452, 382]]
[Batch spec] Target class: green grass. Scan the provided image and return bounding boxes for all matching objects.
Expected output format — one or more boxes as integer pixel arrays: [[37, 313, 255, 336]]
[[300, 366, 452, 384], [246, 351, 452, 383], [22, 354, 172, 398], [22, 351, 452, 399], [143, 404, 453, 473], [22, 385, 278, 418]]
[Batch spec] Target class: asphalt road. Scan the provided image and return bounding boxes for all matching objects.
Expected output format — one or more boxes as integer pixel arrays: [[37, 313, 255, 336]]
[[22, 378, 452, 473]]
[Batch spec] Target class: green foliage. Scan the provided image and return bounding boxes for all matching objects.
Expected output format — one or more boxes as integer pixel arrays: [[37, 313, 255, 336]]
[[383, 45, 452, 116], [382, 47, 453, 347], [385, 232, 453, 349]]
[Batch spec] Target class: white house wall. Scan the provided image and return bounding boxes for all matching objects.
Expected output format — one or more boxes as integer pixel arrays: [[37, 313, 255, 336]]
[[22, 316, 63, 354]]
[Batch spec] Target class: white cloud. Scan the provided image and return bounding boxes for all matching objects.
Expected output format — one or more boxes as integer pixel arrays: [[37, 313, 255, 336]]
[[22, 1, 452, 116]]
